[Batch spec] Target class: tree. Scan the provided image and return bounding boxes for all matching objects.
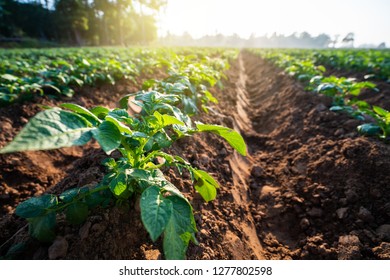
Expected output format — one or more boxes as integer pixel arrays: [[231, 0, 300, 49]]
[[54, 0, 89, 45], [341, 32, 355, 48]]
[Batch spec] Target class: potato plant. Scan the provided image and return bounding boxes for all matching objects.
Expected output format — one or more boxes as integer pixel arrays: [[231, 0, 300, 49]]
[[0, 80, 245, 260]]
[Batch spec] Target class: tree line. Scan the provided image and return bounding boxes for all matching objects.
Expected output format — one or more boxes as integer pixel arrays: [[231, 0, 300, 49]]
[[0, 0, 166, 46], [160, 32, 369, 49]]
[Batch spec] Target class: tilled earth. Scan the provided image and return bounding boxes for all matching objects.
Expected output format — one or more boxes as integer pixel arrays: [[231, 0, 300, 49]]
[[1, 51, 389, 260]]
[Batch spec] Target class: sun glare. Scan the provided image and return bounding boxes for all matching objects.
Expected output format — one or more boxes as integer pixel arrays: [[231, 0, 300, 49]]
[[159, 0, 390, 46]]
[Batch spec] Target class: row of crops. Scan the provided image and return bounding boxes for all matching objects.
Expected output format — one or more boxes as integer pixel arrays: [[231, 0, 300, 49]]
[[0, 47, 246, 260], [253, 48, 390, 140], [0, 47, 237, 107]]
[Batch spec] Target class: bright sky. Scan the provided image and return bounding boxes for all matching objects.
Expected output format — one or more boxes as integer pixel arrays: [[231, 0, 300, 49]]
[[158, 0, 390, 46]]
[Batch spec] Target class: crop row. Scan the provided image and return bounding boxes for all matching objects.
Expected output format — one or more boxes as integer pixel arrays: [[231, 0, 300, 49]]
[[253, 49, 390, 140], [256, 48, 390, 82], [0, 47, 237, 107], [0, 48, 244, 260]]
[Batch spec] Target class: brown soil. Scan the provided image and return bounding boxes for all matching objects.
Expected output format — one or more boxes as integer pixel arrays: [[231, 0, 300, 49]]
[[1, 51, 390, 260]]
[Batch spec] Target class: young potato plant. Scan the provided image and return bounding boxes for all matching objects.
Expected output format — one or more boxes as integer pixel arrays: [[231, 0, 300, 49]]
[[0, 90, 246, 260], [358, 106, 390, 140]]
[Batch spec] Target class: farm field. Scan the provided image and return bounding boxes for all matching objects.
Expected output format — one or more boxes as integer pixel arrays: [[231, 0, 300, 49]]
[[1, 47, 390, 260]]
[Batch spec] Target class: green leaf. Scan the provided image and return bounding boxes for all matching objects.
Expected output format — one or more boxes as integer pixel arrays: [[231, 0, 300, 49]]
[[167, 195, 197, 234], [192, 169, 219, 202], [373, 106, 389, 117], [146, 131, 172, 152], [163, 195, 197, 260], [105, 116, 132, 134], [27, 213, 56, 242], [90, 106, 110, 119], [357, 123, 381, 136], [182, 95, 198, 115], [65, 202, 89, 225], [109, 172, 128, 197], [162, 182, 187, 201], [1, 73, 19, 82], [317, 65, 326, 72], [85, 188, 111, 208], [61, 103, 101, 126], [108, 109, 129, 119], [15, 195, 58, 218], [119, 94, 133, 109], [204, 90, 218, 103], [163, 221, 190, 260], [153, 111, 185, 127], [196, 123, 247, 156], [140, 186, 173, 242], [0, 109, 94, 154], [92, 120, 122, 154], [59, 188, 80, 203]]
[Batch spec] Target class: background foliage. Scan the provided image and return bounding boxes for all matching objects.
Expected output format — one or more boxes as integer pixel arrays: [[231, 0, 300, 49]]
[[0, 0, 166, 46]]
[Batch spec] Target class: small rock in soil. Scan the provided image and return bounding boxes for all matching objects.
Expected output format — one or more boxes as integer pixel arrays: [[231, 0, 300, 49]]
[[79, 221, 92, 240], [337, 235, 362, 260], [344, 119, 361, 131], [315, 103, 327, 112], [345, 189, 358, 203], [336, 207, 348, 219], [307, 207, 323, 218], [198, 154, 210, 166], [20, 117, 28, 124], [90, 223, 107, 235], [48, 236, 68, 260], [376, 224, 390, 241], [219, 148, 228, 156], [357, 206, 374, 223], [251, 166, 264, 178], [334, 128, 345, 137], [300, 218, 310, 230]]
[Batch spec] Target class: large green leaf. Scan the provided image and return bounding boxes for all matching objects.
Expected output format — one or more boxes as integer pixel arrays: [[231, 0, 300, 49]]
[[61, 103, 101, 126], [15, 195, 58, 218], [163, 221, 190, 260], [65, 202, 88, 225], [91, 120, 121, 154], [140, 186, 172, 242], [0, 109, 94, 154], [27, 213, 56, 242], [163, 196, 196, 260], [196, 123, 247, 156]]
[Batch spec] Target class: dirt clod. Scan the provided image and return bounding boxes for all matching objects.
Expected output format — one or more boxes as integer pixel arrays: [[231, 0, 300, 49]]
[[48, 236, 69, 260]]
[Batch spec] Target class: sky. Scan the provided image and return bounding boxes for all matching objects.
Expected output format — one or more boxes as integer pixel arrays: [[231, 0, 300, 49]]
[[158, 0, 390, 46]]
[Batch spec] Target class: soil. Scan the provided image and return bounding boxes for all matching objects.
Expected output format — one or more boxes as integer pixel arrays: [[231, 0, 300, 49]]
[[1, 51, 390, 260]]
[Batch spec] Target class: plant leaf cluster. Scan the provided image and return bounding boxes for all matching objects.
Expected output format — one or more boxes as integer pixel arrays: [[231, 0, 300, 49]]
[[0, 49, 245, 259]]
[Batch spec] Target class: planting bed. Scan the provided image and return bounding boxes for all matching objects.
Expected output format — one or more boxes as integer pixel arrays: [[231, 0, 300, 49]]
[[1, 51, 390, 259]]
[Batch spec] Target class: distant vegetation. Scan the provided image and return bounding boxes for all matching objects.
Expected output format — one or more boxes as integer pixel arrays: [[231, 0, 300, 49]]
[[0, 0, 166, 47], [160, 32, 387, 49]]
